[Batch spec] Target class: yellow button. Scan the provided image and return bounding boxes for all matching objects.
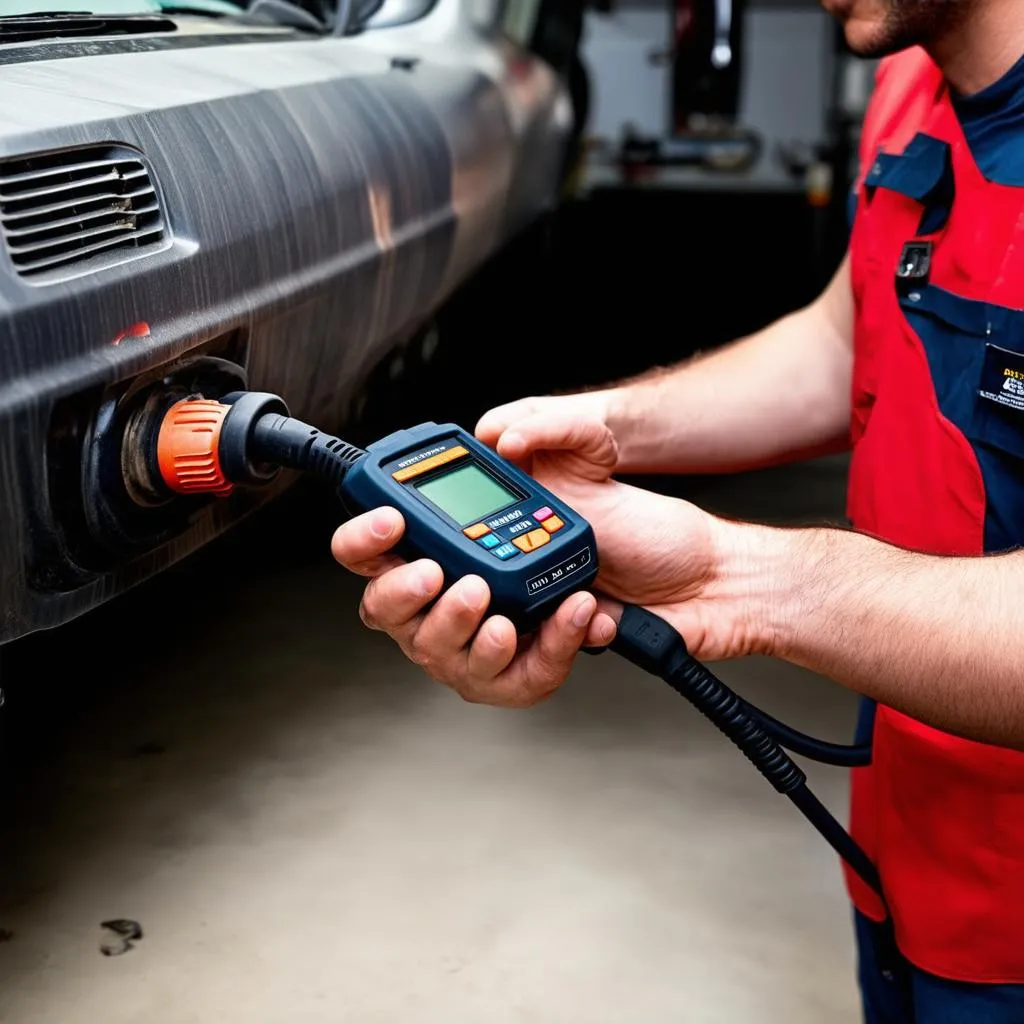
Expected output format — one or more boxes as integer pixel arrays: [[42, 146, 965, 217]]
[[541, 515, 564, 534], [392, 445, 468, 482], [463, 522, 491, 540], [512, 527, 551, 553]]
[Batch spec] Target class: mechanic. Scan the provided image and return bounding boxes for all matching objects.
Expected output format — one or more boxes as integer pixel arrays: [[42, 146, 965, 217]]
[[332, 0, 1024, 1020]]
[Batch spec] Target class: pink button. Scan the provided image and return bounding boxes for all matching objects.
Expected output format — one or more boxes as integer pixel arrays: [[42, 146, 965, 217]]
[[533, 506, 553, 522]]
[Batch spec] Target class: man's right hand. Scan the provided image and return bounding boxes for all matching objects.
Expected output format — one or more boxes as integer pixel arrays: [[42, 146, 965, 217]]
[[330, 503, 615, 709]]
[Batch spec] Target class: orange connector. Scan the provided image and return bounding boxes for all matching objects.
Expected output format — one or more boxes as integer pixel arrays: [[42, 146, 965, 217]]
[[156, 398, 233, 497]]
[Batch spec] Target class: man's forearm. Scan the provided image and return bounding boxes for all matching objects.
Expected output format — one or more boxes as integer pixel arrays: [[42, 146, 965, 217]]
[[603, 256, 855, 475], [731, 523, 1024, 750]]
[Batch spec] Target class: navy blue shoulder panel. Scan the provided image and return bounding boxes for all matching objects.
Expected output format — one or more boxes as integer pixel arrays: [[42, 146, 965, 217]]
[[952, 52, 1024, 188], [900, 285, 1024, 552]]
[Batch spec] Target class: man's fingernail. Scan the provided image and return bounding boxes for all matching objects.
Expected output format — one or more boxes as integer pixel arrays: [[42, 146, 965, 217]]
[[370, 511, 395, 539], [418, 568, 438, 598], [599, 619, 615, 642], [573, 597, 595, 629], [503, 431, 523, 450], [460, 577, 488, 611]]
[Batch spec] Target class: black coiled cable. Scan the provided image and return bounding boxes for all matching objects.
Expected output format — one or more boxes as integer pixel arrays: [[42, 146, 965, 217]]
[[740, 699, 873, 768], [607, 604, 883, 901], [665, 652, 807, 794]]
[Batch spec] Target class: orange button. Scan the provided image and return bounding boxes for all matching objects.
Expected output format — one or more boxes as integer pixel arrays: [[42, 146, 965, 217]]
[[541, 515, 564, 534], [463, 522, 491, 540], [512, 527, 551, 554], [392, 445, 468, 482]]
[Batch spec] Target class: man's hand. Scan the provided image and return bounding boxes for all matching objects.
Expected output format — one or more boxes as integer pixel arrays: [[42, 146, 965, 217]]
[[332, 401, 769, 707], [331, 505, 612, 709], [474, 391, 619, 482]]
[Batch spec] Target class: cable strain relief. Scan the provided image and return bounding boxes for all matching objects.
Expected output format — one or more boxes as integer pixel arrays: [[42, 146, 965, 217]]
[[304, 433, 367, 488], [246, 412, 366, 486], [608, 603, 689, 673], [610, 605, 805, 794]]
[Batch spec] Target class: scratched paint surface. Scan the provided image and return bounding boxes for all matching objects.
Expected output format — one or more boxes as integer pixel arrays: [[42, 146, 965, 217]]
[[0, 8, 570, 642]]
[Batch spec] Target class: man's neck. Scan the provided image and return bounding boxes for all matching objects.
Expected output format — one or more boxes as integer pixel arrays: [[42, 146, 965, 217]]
[[929, 0, 1024, 95]]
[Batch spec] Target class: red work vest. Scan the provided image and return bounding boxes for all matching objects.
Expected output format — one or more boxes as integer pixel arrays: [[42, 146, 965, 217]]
[[847, 49, 1024, 983]]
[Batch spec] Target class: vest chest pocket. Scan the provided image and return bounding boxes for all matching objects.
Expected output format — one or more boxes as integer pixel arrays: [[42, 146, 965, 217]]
[[900, 287, 1024, 551]]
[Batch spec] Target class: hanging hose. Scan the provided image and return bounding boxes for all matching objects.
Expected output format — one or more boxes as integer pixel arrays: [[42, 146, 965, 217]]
[[607, 604, 884, 901]]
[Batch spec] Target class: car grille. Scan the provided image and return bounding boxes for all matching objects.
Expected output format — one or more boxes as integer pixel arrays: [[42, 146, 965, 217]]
[[0, 145, 168, 282]]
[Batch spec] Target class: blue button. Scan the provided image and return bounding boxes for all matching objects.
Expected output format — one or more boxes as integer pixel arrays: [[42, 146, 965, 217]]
[[478, 534, 501, 549], [492, 543, 519, 560]]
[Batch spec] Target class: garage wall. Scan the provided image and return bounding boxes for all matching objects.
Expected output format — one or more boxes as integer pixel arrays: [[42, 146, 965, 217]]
[[581, 0, 834, 156]]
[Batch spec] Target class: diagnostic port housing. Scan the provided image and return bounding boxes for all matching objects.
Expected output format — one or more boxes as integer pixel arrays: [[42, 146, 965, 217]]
[[40, 343, 249, 588]]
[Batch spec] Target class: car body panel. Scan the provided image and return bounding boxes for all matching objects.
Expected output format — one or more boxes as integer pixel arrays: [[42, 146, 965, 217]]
[[0, 4, 572, 641]]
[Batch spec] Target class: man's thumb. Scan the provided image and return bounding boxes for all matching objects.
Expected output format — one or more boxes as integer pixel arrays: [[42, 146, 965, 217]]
[[495, 412, 618, 473], [475, 398, 543, 448]]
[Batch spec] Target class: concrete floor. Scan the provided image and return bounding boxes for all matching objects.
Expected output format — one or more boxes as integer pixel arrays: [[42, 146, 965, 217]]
[[0, 457, 861, 1023]]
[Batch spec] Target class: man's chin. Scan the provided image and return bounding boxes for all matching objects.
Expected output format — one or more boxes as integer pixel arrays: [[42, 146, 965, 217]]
[[838, 15, 905, 59], [843, 23, 886, 57], [820, 0, 905, 58]]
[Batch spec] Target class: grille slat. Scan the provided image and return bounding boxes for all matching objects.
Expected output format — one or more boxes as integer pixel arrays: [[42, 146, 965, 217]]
[[0, 158, 123, 186], [1, 169, 125, 205], [7, 216, 153, 255], [4, 200, 159, 241], [14, 227, 165, 275], [1, 186, 155, 226], [0, 146, 168, 282]]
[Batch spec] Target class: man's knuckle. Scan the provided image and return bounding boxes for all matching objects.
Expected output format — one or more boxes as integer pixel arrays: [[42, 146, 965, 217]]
[[457, 685, 486, 705], [358, 599, 378, 630], [527, 674, 560, 702], [527, 657, 568, 695], [407, 631, 424, 657], [350, 557, 381, 577], [407, 633, 435, 668], [535, 649, 568, 677], [531, 682, 560, 705]]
